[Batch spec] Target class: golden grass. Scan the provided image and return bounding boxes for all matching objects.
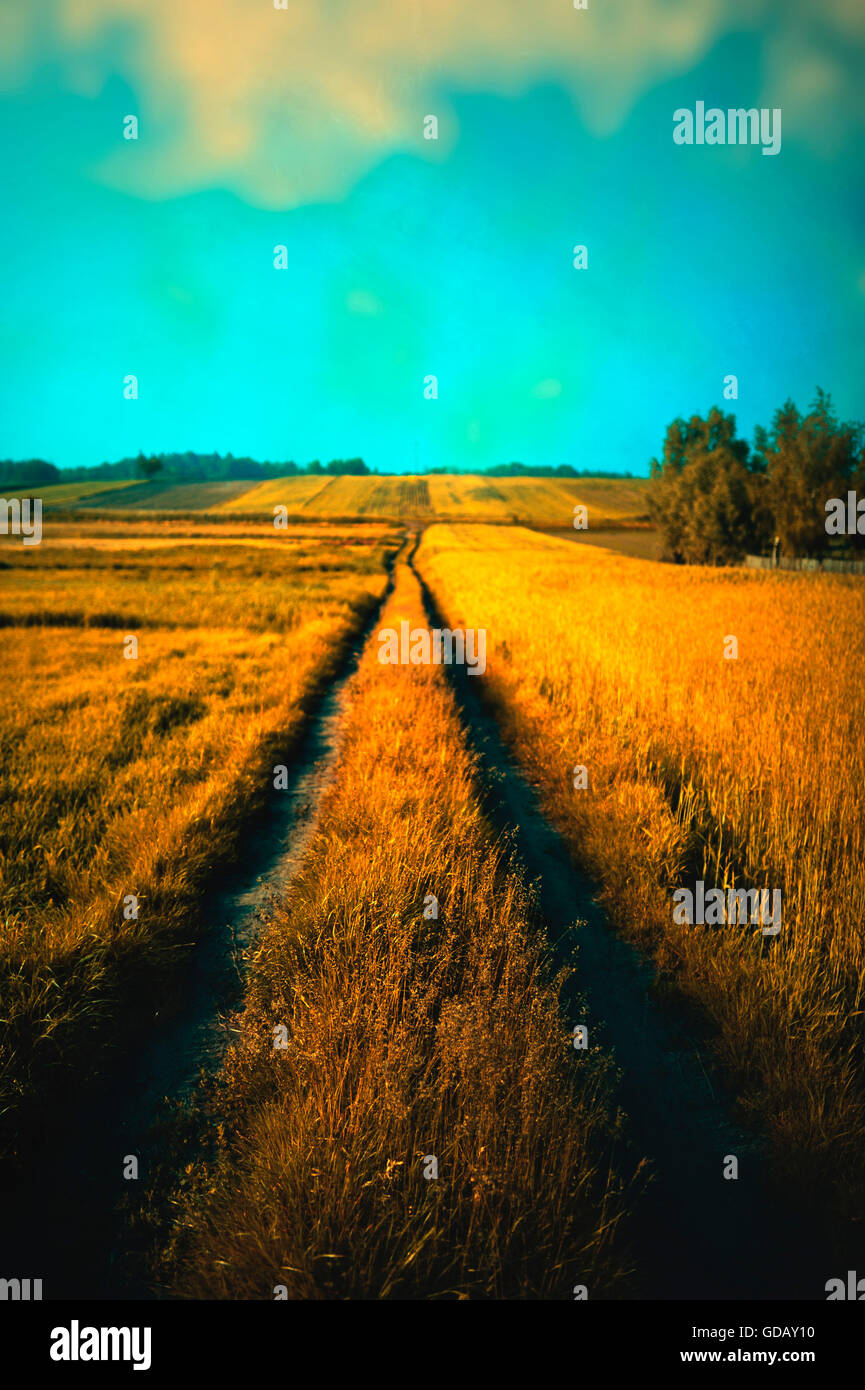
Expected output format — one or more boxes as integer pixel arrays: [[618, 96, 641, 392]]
[[212, 474, 651, 526], [0, 532, 396, 1158], [0, 534, 391, 631], [301, 474, 434, 519], [218, 476, 334, 512], [417, 523, 865, 1241], [427, 475, 650, 527], [159, 559, 634, 1300], [13, 520, 394, 548]]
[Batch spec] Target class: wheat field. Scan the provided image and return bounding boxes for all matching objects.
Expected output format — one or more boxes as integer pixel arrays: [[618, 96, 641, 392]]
[[218, 475, 335, 512], [417, 523, 865, 1242], [0, 527, 397, 1159], [54, 472, 652, 527], [5, 511, 860, 1296], [158, 555, 635, 1300]]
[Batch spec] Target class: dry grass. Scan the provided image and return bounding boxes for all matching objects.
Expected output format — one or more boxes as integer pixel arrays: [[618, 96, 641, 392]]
[[417, 523, 865, 1244], [18, 520, 394, 547], [426, 475, 650, 527], [159, 559, 634, 1300], [210, 474, 651, 526], [0, 531, 396, 1160], [37, 473, 651, 525], [218, 476, 334, 512], [0, 532, 391, 630], [300, 474, 435, 519]]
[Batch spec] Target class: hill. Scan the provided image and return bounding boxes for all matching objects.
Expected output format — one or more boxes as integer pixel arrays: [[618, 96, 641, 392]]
[[45, 473, 650, 528]]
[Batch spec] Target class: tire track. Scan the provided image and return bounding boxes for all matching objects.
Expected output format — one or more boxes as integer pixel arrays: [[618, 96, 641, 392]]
[[1, 552, 401, 1300], [409, 541, 829, 1301]]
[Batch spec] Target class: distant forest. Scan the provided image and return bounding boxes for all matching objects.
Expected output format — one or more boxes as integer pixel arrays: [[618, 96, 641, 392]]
[[0, 454, 636, 488]]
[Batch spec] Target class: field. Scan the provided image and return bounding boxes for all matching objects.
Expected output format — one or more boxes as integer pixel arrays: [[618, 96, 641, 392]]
[[156, 558, 634, 1300], [219, 475, 335, 512], [562, 528, 662, 560], [416, 524, 865, 1244], [3, 509, 863, 1300], [0, 525, 397, 1159], [30, 480, 141, 506], [426, 475, 650, 526], [46, 473, 652, 528], [69, 480, 257, 511]]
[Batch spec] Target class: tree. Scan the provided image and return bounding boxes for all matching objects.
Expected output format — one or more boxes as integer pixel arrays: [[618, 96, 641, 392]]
[[0, 459, 59, 488], [135, 452, 163, 481], [759, 390, 863, 557], [649, 407, 767, 564], [325, 457, 369, 476]]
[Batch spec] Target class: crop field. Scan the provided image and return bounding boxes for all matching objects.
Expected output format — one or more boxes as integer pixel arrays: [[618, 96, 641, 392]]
[[71, 480, 256, 511], [30, 480, 141, 506], [253, 473, 648, 525], [298, 474, 435, 518], [157, 558, 634, 1300], [416, 524, 865, 1247], [3, 512, 862, 1304], [218, 475, 334, 512], [426, 474, 651, 526], [51, 473, 652, 528], [0, 526, 397, 1162], [27, 519, 395, 548]]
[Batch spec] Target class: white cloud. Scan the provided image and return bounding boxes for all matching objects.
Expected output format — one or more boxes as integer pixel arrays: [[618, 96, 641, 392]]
[[1, 0, 862, 207]]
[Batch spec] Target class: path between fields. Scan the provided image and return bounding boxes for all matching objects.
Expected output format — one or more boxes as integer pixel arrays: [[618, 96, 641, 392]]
[[408, 542, 827, 1301]]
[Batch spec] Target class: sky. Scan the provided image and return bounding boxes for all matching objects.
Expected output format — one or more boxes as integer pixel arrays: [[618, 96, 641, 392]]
[[1, 0, 863, 475]]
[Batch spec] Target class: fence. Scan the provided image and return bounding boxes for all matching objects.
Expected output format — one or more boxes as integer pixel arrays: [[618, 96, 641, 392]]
[[744, 554, 865, 575]]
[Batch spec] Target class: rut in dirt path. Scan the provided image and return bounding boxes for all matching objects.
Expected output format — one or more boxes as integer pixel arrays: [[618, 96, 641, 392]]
[[1, 564, 398, 1301], [410, 547, 829, 1301]]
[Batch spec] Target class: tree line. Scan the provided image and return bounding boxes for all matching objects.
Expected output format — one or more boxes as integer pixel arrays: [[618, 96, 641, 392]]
[[1, 453, 635, 489], [0, 453, 372, 488], [649, 389, 865, 563]]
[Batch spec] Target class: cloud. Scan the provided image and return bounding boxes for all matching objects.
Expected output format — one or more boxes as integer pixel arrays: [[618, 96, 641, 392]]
[[2, 0, 863, 207]]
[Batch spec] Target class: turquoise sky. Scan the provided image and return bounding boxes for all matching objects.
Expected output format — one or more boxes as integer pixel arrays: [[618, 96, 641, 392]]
[[1, 1, 863, 474]]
